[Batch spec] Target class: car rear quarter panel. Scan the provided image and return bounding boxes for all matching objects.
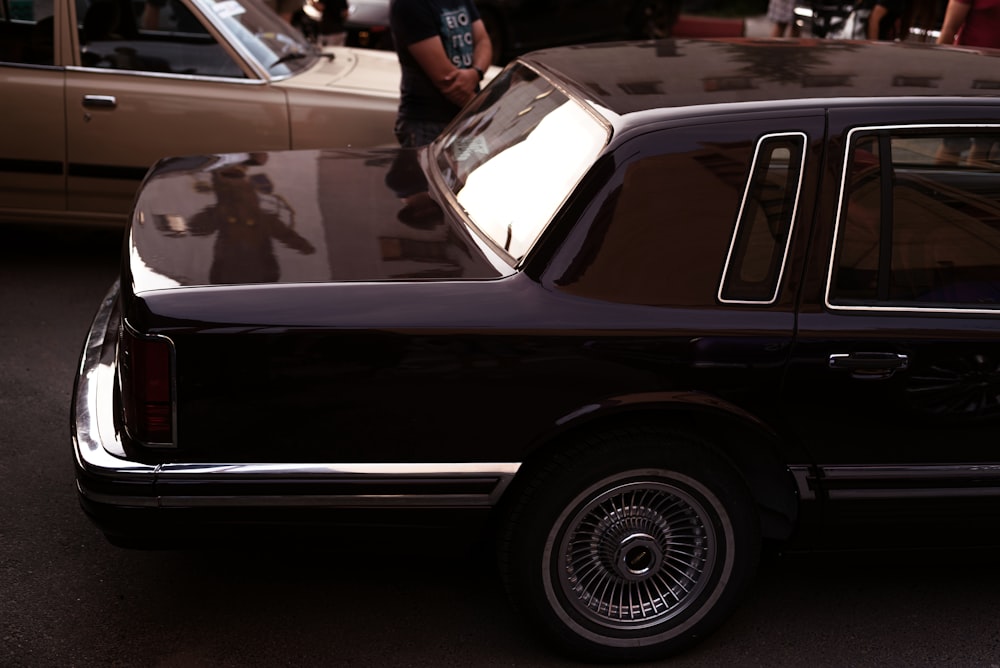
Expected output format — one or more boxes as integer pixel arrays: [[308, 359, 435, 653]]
[[122, 110, 833, 474], [122, 272, 782, 467]]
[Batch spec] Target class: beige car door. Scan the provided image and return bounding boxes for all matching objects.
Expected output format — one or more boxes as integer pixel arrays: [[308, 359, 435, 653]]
[[0, 0, 67, 223], [65, 0, 289, 223]]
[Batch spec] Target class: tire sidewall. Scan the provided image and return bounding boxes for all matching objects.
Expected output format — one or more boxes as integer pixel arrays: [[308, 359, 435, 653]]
[[503, 434, 759, 661]]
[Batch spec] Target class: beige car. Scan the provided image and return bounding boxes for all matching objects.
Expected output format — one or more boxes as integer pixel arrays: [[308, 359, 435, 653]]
[[0, 0, 401, 226]]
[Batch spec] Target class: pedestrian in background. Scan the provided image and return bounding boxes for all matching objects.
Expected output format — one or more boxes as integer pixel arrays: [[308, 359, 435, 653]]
[[868, 0, 906, 39], [937, 0, 1000, 47], [389, 0, 492, 147], [936, 0, 1000, 164], [767, 0, 800, 36]]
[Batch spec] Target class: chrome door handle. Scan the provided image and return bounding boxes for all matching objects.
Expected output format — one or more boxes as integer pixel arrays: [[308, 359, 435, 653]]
[[82, 95, 117, 109], [829, 352, 909, 379]]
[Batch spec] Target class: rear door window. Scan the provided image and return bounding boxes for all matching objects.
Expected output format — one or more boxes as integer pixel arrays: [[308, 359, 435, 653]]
[[829, 126, 1000, 311], [78, 0, 245, 77]]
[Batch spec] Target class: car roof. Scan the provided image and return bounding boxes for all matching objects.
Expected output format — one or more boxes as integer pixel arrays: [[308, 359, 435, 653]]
[[520, 39, 1000, 117]]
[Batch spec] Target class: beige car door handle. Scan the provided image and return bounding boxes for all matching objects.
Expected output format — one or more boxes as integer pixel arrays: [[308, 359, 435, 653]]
[[82, 95, 117, 109]]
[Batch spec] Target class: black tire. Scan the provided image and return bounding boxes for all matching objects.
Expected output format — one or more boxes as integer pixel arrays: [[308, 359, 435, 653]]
[[497, 427, 760, 662]]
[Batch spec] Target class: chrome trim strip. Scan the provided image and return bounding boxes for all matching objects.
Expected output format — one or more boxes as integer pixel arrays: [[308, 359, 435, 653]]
[[154, 462, 520, 476], [822, 463, 1000, 480], [159, 492, 506, 508], [78, 483, 516, 509], [829, 488, 1000, 499], [825, 123, 1000, 315], [719, 131, 808, 306], [72, 285, 520, 510], [66, 66, 270, 85], [820, 463, 1000, 500]]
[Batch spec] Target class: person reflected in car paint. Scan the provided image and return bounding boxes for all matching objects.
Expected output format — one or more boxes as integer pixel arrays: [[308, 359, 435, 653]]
[[385, 148, 444, 229], [184, 153, 316, 284]]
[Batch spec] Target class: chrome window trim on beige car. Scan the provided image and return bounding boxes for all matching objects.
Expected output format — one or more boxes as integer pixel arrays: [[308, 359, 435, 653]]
[[65, 64, 271, 84], [70, 0, 278, 81]]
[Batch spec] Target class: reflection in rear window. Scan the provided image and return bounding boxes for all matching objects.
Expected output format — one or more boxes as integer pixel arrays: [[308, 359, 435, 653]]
[[434, 64, 609, 261]]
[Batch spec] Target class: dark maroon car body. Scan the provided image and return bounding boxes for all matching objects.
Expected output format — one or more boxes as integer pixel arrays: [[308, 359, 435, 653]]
[[74, 38, 1000, 661]]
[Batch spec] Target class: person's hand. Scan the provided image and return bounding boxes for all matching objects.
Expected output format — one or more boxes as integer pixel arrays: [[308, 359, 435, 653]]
[[440, 68, 479, 107]]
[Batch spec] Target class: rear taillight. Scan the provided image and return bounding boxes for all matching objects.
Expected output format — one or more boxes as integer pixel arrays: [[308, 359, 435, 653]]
[[120, 325, 175, 447]]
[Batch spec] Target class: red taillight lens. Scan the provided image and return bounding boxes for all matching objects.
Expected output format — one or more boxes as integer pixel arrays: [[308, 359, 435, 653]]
[[120, 327, 174, 447]]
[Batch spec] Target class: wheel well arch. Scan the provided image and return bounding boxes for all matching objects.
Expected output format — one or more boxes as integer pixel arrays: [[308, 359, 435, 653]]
[[504, 395, 799, 541]]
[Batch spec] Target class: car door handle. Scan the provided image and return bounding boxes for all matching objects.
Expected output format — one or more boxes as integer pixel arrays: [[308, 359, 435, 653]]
[[82, 95, 117, 109], [829, 352, 909, 379]]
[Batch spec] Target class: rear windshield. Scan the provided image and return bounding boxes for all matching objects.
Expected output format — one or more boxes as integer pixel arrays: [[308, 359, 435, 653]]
[[434, 63, 609, 262]]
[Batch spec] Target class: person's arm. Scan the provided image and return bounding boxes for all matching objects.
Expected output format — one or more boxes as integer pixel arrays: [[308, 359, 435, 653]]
[[937, 0, 971, 44], [868, 4, 888, 39], [470, 19, 492, 76], [407, 19, 492, 107]]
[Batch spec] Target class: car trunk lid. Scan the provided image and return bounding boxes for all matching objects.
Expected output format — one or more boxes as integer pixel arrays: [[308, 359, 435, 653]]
[[126, 147, 508, 294]]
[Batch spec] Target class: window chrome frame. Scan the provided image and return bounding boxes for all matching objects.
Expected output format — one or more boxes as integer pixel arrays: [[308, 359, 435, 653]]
[[718, 131, 807, 306], [825, 123, 1000, 315]]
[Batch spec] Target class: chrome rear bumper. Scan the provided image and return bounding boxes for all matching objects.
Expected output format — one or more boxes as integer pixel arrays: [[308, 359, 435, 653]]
[[71, 283, 519, 537]]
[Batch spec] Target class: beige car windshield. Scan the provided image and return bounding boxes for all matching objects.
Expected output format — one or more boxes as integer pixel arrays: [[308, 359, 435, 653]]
[[195, 0, 316, 75]]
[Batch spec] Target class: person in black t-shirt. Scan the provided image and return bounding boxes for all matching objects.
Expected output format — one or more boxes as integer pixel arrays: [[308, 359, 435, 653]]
[[389, 0, 492, 147]]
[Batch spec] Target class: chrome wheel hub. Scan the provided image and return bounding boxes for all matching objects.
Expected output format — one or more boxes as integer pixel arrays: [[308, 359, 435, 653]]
[[616, 532, 663, 581], [557, 480, 715, 629]]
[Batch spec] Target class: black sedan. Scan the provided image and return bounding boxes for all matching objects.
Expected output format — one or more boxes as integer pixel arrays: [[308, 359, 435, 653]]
[[74, 38, 1000, 662]]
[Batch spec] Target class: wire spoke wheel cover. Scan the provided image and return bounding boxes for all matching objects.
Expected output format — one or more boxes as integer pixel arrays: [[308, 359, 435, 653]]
[[554, 478, 715, 629], [499, 430, 759, 661], [541, 469, 737, 647]]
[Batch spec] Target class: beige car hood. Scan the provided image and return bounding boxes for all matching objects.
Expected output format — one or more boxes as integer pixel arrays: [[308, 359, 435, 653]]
[[277, 46, 400, 96]]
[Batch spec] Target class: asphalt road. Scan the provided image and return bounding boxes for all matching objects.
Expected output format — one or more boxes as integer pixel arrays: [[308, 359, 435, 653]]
[[2, 222, 1000, 667]]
